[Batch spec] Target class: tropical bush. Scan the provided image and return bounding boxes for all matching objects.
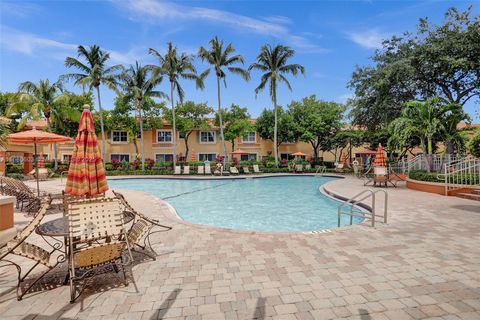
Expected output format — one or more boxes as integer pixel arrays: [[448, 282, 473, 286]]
[[409, 170, 442, 183], [467, 131, 480, 157]]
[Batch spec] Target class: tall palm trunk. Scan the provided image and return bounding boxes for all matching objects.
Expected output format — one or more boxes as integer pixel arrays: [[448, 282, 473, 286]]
[[217, 77, 228, 167], [137, 99, 145, 171], [170, 81, 177, 167], [95, 86, 107, 165], [45, 116, 59, 170], [272, 82, 278, 167]]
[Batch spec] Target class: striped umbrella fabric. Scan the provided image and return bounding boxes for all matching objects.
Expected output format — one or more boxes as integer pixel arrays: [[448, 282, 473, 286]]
[[65, 105, 108, 196], [191, 151, 197, 162], [341, 153, 348, 165], [373, 144, 387, 167]]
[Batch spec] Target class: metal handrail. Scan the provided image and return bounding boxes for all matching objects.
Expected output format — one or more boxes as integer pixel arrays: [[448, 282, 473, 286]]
[[60, 171, 69, 183], [315, 166, 326, 177], [444, 157, 480, 195], [338, 189, 388, 228]]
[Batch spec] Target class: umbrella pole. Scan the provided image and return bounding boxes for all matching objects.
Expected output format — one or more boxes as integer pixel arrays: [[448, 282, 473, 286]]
[[34, 141, 40, 196]]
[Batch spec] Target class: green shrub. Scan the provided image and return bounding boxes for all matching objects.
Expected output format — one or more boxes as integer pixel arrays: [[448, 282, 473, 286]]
[[6, 164, 23, 174], [6, 173, 24, 180], [467, 131, 480, 157], [409, 170, 442, 182], [105, 163, 114, 171]]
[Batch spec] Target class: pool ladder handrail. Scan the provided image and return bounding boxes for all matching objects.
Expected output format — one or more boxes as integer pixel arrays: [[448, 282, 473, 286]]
[[337, 189, 388, 228], [315, 166, 327, 177], [60, 170, 69, 183]]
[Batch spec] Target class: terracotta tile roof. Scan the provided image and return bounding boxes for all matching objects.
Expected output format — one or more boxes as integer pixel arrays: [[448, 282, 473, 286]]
[[457, 123, 480, 129]]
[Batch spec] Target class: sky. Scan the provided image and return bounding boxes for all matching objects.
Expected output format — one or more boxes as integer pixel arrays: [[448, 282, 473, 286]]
[[0, 0, 478, 120]]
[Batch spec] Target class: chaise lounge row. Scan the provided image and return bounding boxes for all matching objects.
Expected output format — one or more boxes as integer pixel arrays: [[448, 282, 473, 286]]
[[173, 164, 262, 175]]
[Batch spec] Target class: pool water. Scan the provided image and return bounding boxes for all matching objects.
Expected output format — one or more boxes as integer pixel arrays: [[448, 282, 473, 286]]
[[109, 176, 363, 232]]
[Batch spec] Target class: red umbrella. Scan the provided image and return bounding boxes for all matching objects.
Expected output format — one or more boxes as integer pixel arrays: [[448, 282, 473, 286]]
[[9, 127, 71, 195], [65, 105, 108, 196], [341, 153, 349, 165], [191, 151, 197, 162], [291, 152, 307, 157], [230, 149, 249, 155], [373, 144, 387, 167]]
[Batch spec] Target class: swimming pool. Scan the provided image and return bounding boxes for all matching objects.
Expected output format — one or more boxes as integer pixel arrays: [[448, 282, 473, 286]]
[[109, 176, 363, 232]]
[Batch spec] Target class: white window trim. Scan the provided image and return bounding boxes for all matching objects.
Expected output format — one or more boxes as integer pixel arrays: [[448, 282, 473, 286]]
[[154, 153, 174, 162], [156, 129, 173, 143], [199, 131, 216, 144], [61, 153, 72, 161], [242, 132, 257, 144], [111, 130, 129, 144], [198, 153, 217, 162], [110, 153, 131, 162]]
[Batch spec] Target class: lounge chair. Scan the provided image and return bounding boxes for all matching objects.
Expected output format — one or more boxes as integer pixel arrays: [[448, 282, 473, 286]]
[[335, 163, 344, 173], [197, 165, 204, 175], [205, 164, 212, 175], [295, 164, 304, 173], [174, 166, 181, 175], [230, 167, 239, 175], [0, 198, 62, 301], [183, 166, 190, 175], [30, 168, 49, 181], [253, 164, 261, 174], [242, 166, 250, 174], [0, 177, 42, 213], [113, 191, 172, 260], [305, 164, 311, 170], [66, 197, 133, 303]]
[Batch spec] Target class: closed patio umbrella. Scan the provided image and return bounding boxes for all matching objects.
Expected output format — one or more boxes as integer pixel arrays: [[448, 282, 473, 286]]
[[9, 128, 71, 196], [290, 152, 307, 157], [65, 105, 108, 196], [373, 144, 387, 167], [341, 153, 348, 165]]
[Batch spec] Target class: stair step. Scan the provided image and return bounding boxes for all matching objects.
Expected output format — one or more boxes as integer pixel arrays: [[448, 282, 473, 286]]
[[455, 193, 480, 201], [471, 189, 480, 195]]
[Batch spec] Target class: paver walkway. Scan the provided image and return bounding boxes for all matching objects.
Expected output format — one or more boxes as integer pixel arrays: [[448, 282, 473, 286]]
[[0, 175, 479, 320]]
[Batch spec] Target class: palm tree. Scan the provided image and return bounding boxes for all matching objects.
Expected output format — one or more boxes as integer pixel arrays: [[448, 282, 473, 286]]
[[198, 37, 250, 165], [119, 62, 165, 170], [148, 43, 206, 166], [7, 79, 78, 169], [249, 45, 304, 166], [389, 97, 465, 155], [62, 45, 123, 163]]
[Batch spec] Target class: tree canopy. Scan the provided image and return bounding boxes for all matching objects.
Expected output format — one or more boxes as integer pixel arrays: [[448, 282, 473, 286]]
[[348, 7, 479, 132], [255, 106, 297, 148], [215, 104, 253, 151], [288, 95, 345, 159]]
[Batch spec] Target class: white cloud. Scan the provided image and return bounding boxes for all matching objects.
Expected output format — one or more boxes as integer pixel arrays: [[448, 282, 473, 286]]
[[346, 29, 388, 50], [339, 93, 354, 103], [112, 0, 327, 53], [0, 25, 143, 65], [0, 1, 42, 18]]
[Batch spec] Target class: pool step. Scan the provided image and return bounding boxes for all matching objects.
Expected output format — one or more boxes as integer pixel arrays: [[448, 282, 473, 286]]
[[455, 190, 480, 201]]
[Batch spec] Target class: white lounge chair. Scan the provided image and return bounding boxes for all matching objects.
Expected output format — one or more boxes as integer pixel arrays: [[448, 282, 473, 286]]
[[174, 166, 181, 175], [295, 164, 303, 173], [205, 164, 212, 175], [230, 167, 239, 175], [253, 164, 261, 174], [197, 166, 204, 175], [183, 166, 190, 174], [242, 166, 250, 174]]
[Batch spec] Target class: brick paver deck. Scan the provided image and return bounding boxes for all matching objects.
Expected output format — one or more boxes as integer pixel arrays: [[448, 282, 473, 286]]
[[0, 175, 479, 320]]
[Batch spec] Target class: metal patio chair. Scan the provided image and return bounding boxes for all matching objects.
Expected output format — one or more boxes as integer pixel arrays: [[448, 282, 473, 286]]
[[67, 197, 133, 303], [113, 190, 172, 260], [0, 198, 64, 300]]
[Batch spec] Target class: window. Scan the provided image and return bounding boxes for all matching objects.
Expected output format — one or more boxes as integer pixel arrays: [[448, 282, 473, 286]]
[[200, 131, 216, 143], [198, 153, 217, 162], [112, 130, 128, 143], [280, 153, 295, 160], [179, 131, 185, 139], [155, 154, 173, 162], [63, 154, 72, 163], [240, 153, 257, 161], [110, 154, 130, 162], [242, 132, 256, 143], [157, 130, 172, 143], [10, 156, 23, 164]]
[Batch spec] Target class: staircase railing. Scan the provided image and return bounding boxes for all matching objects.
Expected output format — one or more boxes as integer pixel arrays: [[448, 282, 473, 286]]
[[443, 157, 480, 196], [390, 154, 462, 174], [337, 189, 388, 228]]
